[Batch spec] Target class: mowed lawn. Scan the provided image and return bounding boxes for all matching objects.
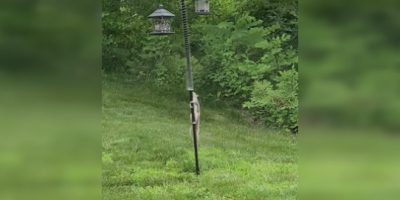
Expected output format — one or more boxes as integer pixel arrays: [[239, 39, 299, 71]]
[[102, 76, 297, 200]]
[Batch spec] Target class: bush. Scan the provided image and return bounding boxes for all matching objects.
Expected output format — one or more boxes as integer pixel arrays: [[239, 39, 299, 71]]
[[244, 68, 298, 131], [193, 13, 298, 130], [102, 3, 148, 72]]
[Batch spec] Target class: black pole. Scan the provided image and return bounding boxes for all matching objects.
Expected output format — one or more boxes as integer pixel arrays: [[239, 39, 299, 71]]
[[180, 0, 200, 175], [189, 91, 200, 175]]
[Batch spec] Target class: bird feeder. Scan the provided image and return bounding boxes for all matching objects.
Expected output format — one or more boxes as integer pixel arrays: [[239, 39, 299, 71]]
[[194, 0, 210, 15], [148, 4, 175, 35]]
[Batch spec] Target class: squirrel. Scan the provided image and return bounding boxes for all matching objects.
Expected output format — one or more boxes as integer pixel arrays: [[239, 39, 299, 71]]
[[190, 92, 200, 145]]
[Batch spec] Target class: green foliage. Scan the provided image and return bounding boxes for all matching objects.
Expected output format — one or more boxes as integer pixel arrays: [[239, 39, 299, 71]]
[[102, 1, 148, 72], [138, 36, 186, 88], [194, 13, 298, 130], [244, 68, 298, 131], [196, 14, 297, 95], [238, 0, 298, 48]]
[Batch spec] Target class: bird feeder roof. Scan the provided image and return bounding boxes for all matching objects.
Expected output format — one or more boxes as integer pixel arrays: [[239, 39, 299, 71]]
[[148, 4, 175, 18]]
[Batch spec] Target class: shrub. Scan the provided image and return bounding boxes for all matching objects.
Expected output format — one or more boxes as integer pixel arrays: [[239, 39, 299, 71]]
[[244, 68, 298, 131]]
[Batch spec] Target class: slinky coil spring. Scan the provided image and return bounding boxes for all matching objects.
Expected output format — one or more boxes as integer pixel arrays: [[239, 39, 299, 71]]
[[180, 0, 191, 55]]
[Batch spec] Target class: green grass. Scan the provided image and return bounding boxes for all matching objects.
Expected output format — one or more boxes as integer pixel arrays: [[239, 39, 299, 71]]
[[102, 76, 297, 200]]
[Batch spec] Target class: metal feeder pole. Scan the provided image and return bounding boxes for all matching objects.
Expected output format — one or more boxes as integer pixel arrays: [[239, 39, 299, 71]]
[[180, 0, 200, 175]]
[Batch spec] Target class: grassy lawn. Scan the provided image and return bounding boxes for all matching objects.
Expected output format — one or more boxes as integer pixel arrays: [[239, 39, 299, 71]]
[[102, 76, 297, 200]]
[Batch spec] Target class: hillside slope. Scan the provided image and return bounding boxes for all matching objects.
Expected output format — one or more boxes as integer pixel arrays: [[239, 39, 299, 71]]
[[102, 76, 297, 200]]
